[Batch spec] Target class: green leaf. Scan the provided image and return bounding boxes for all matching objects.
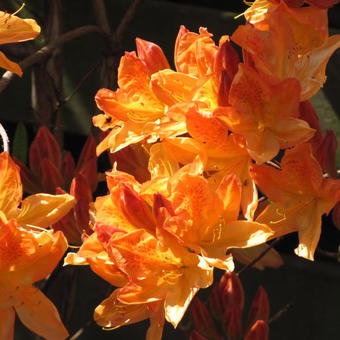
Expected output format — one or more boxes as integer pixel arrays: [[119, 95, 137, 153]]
[[12, 122, 28, 165]]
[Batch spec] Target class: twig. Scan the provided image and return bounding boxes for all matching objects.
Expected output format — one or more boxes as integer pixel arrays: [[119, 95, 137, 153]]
[[91, 0, 111, 34], [268, 302, 293, 324], [237, 237, 282, 275], [114, 0, 145, 42], [0, 25, 102, 93], [0, 123, 9, 152]]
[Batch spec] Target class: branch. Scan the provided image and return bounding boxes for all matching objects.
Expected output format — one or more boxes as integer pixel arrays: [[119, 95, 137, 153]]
[[91, 0, 111, 34], [114, 0, 145, 42], [237, 237, 282, 275], [0, 25, 102, 93]]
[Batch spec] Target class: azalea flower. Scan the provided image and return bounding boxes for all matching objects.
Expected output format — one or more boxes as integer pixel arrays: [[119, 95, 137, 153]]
[[217, 63, 315, 164], [0, 219, 68, 340], [252, 143, 340, 260], [233, 0, 340, 100], [0, 9, 40, 76], [0, 152, 74, 228]]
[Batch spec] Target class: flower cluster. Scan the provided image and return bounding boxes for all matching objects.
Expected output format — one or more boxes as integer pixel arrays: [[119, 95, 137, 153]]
[[66, 0, 340, 338], [1, 0, 340, 339]]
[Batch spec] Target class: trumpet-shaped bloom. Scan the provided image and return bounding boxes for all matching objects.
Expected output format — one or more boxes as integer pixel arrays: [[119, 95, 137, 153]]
[[107, 228, 213, 327], [252, 143, 340, 260], [218, 64, 315, 163], [161, 172, 273, 269], [0, 10, 40, 75], [0, 219, 68, 339], [233, 1, 340, 100]]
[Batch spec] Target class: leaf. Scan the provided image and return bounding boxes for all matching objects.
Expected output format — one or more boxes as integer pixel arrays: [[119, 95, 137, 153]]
[[12, 123, 28, 165]]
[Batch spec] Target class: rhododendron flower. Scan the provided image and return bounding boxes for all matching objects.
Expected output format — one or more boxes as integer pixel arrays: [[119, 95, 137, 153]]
[[0, 219, 68, 339], [0, 152, 74, 228], [233, 1, 340, 100], [0, 10, 40, 75], [217, 64, 315, 163], [252, 144, 340, 260]]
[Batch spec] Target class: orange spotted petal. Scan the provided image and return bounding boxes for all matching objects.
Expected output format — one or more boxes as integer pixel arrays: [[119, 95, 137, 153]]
[[0, 152, 22, 219], [14, 285, 68, 340]]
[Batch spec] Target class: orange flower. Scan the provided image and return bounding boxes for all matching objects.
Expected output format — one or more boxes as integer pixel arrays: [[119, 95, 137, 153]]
[[252, 143, 340, 260], [0, 152, 74, 228], [161, 171, 273, 269], [107, 228, 213, 327], [217, 64, 315, 163], [0, 10, 40, 76], [233, 1, 340, 100], [65, 227, 166, 339], [0, 219, 68, 339]]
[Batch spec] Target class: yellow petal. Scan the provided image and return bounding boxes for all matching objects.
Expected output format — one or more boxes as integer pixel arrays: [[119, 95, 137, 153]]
[[15, 285, 68, 340], [0, 152, 22, 218], [0, 13, 40, 44], [0, 51, 22, 75], [16, 193, 74, 228]]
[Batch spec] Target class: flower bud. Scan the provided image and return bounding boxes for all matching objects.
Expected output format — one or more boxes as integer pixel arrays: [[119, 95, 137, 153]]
[[244, 320, 269, 340], [247, 286, 270, 330]]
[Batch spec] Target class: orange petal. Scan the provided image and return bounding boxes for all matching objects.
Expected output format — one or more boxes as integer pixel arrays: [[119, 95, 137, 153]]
[[0, 51, 22, 75], [136, 38, 170, 74], [0, 307, 15, 340], [15, 285, 68, 340], [151, 69, 198, 106], [0, 152, 22, 219], [0, 13, 40, 44], [94, 289, 150, 328], [175, 26, 218, 77], [16, 193, 74, 228]]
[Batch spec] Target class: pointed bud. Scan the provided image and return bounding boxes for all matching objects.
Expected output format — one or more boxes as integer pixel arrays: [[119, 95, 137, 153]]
[[208, 283, 225, 321], [223, 304, 243, 340], [77, 135, 97, 170], [190, 297, 222, 340], [29, 126, 61, 175], [120, 184, 156, 231], [214, 38, 239, 80], [189, 330, 209, 340], [220, 272, 244, 311], [244, 320, 269, 340], [62, 152, 76, 188], [79, 158, 98, 193], [40, 158, 64, 193], [136, 38, 170, 74], [70, 174, 92, 234], [247, 286, 270, 330], [14, 157, 42, 193]]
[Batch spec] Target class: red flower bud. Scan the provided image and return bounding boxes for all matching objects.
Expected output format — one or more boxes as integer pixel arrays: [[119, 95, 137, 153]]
[[62, 151, 76, 188], [244, 320, 269, 340], [136, 38, 170, 74], [190, 297, 222, 340], [247, 286, 270, 330], [220, 272, 244, 311], [223, 304, 242, 340], [40, 158, 64, 193], [29, 126, 61, 176]]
